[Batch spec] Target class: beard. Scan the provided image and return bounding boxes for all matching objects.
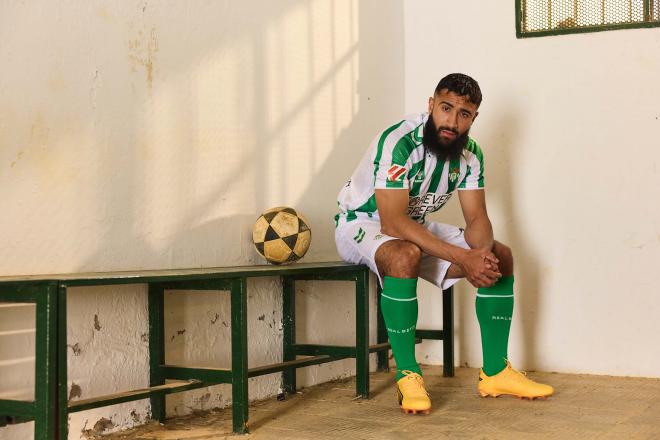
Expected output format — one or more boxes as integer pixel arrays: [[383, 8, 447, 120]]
[[422, 116, 469, 162]]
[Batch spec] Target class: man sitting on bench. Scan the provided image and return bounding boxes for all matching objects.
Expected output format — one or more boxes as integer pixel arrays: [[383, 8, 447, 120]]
[[333, 73, 553, 414]]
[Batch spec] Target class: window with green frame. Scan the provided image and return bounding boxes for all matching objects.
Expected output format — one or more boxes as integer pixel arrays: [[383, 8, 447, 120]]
[[516, 0, 660, 37]]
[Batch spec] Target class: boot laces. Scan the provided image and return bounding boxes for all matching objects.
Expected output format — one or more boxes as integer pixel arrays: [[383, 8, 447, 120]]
[[400, 370, 429, 397], [504, 359, 529, 382]]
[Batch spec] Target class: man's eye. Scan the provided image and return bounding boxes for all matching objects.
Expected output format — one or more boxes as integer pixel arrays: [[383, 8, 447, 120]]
[[460, 112, 470, 118], [441, 105, 450, 112]]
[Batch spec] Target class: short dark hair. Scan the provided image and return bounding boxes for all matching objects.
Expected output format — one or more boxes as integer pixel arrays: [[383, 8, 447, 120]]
[[434, 73, 482, 106]]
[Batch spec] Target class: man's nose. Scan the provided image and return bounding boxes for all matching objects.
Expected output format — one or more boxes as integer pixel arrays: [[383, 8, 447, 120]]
[[447, 112, 459, 130]]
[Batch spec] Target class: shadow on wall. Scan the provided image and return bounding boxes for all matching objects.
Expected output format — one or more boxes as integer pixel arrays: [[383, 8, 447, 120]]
[[455, 104, 542, 370], [46, 0, 406, 436], [74, 0, 405, 272]]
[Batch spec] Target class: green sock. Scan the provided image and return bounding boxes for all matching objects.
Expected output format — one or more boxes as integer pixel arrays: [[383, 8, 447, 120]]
[[476, 275, 514, 376], [380, 276, 421, 380]]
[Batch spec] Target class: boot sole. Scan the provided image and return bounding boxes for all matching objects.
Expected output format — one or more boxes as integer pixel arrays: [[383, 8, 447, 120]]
[[401, 407, 431, 415], [479, 390, 552, 400]]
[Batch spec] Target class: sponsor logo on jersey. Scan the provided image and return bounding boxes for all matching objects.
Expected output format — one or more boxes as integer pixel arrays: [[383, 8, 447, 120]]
[[373, 234, 384, 240], [448, 166, 460, 183], [413, 168, 425, 182], [407, 192, 453, 219], [387, 165, 407, 182]]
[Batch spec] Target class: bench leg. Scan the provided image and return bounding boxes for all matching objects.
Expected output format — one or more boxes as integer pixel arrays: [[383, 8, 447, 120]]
[[57, 285, 69, 440], [282, 277, 296, 394], [148, 284, 166, 422], [34, 283, 58, 440], [231, 277, 249, 434], [355, 270, 369, 399], [375, 283, 389, 372], [442, 286, 455, 377]]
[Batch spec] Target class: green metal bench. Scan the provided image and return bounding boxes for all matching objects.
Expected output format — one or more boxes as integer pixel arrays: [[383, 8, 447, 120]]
[[0, 262, 454, 439]]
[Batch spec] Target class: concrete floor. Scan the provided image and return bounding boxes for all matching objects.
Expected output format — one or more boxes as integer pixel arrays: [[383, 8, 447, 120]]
[[101, 366, 660, 440]]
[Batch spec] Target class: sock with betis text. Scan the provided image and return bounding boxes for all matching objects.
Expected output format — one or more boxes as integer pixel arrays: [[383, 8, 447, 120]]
[[380, 276, 421, 380], [476, 275, 514, 376]]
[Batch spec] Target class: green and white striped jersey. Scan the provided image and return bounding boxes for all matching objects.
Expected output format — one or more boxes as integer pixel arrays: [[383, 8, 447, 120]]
[[335, 113, 484, 226]]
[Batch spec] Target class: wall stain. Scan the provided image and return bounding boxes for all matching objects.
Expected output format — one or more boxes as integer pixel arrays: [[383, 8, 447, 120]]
[[68, 342, 82, 356], [140, 332, 149, 343], [68, 383, 82, 401], [130, 409, 141, 423], [94, 314, 102, 331], [171, 328, 186, 342], [10, 151, 23, 168], [258, 314, 265, 321], [90, 417, 114, 435], [30, 114, 50, 146], [211, 313, 219, 324], [128, 26, 159, 95]]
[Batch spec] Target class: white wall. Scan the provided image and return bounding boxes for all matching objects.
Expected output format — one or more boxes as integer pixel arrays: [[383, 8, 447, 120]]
[[406, 1, 660, 378], [2, 1, 658, 438], [0, 1, 404, 438]]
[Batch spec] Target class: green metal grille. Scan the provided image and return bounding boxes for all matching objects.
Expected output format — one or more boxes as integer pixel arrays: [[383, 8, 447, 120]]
[[517, 0, 660, 37]]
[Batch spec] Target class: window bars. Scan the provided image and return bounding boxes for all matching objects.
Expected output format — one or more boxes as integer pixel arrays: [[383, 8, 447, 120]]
[[516, 0, 660, 37]]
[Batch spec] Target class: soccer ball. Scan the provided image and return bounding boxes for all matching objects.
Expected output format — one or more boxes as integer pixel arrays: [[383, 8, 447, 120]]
[[252, 206, 311, 265]]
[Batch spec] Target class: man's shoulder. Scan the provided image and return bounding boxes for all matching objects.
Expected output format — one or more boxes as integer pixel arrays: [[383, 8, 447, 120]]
[[377, 113, 427, 147], [463, 137, 484, 160]]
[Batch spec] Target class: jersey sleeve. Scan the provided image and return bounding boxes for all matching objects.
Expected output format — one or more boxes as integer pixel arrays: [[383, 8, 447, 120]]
[[374, 134, 416, 190], [458, 139, 485, 190]]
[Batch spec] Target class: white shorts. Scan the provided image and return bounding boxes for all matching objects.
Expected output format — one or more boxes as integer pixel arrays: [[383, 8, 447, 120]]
[[334, 219, 470, 290]]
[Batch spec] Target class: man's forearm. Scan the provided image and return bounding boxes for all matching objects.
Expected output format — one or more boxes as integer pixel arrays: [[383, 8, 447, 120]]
[[464, 216, 494, 251], [381, 215, 467, 264]]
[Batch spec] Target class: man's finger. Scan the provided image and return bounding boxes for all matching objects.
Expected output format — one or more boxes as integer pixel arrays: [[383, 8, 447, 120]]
[[485, 262, 500, 272], [469, 275, 487, 288], [484, 269, 502, 279], [475, 274, 493, 287]]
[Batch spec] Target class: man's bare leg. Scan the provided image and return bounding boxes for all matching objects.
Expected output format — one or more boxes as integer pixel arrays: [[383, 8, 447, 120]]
[[375, 239, 431, 414]]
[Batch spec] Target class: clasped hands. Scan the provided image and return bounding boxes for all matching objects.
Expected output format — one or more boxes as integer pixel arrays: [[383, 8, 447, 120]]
[[458, 248, 501, 288]]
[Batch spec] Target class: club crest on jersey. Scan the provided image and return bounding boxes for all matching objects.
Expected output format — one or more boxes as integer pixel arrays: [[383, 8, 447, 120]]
[[387, 165, 407, 182], [448, 167, 460, 183]]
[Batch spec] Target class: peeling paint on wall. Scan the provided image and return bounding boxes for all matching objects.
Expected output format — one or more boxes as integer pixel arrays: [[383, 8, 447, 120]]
[[68, 342, 82, 356], [89, 417, 114, 436], [68, 382, 82, 401]]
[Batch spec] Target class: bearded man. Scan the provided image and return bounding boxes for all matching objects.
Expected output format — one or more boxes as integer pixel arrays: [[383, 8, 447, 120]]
[[334, 73, 553, 414]]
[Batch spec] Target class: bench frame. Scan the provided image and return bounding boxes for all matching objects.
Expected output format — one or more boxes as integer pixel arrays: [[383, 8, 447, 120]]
[[0, 262, 453, 439]]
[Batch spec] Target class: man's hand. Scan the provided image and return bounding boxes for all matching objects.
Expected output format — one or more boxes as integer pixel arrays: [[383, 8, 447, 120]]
[[457, 249, 501, 288]]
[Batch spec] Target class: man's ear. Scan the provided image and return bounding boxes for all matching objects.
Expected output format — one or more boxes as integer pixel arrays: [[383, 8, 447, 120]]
[[472, 111, 479, 122], [428, 96, 434, 113]]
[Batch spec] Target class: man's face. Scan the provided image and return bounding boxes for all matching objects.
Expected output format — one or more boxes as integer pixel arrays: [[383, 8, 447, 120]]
[[427, 89, 479, 146]]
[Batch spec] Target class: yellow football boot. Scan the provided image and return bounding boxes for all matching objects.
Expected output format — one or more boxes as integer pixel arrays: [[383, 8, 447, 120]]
[[478, 362, 554, 400], [396, 370, 431, 414]]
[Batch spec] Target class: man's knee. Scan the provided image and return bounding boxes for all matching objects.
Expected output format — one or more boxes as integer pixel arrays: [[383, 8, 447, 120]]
[[375, 240, 422, 279], [493, 241, 514, 275]]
